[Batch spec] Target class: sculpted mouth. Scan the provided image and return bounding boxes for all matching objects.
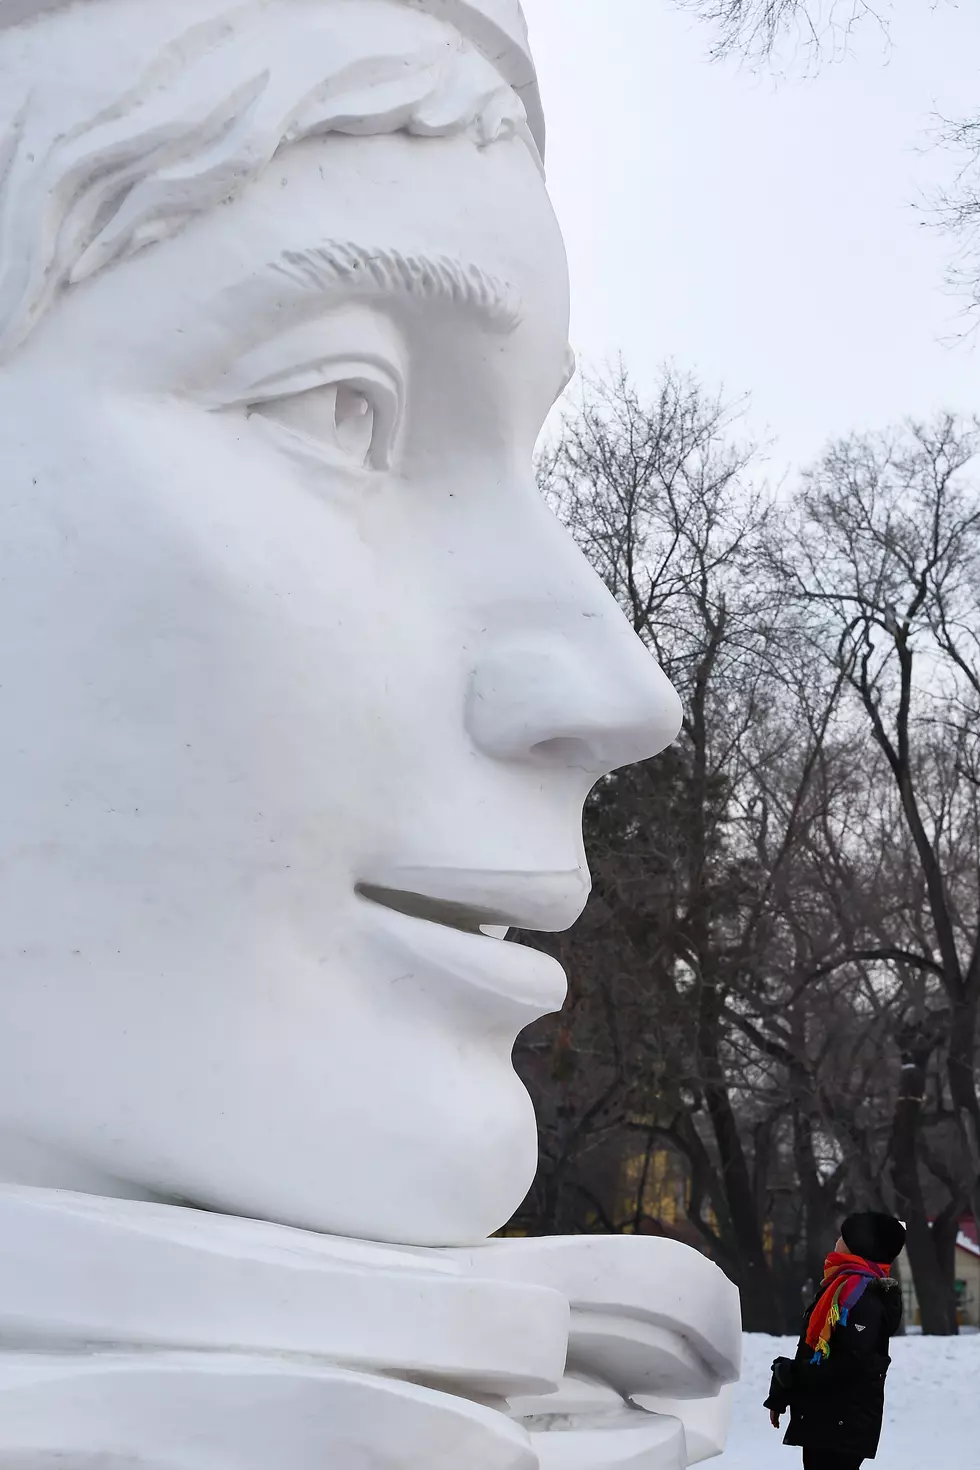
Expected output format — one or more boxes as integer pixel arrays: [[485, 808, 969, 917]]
[[356, 867, 590, 934], [356, 884, 509, 937], [355, 867, 588, 1019]]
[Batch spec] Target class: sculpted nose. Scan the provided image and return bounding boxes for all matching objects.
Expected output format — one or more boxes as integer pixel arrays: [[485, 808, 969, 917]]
[[465, 612, 682, 777]]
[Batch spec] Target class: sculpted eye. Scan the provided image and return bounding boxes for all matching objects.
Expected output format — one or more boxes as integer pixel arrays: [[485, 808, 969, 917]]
[[246, 370, 399, 472]]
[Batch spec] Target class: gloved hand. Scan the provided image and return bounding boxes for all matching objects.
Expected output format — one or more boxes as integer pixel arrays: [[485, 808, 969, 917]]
[[771, 1357, 794, 1390]]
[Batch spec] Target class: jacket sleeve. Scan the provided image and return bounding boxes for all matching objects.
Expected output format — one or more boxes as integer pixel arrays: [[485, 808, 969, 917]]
[[763, 1360, 791, 1414], [786, 1290, 888, 1397]]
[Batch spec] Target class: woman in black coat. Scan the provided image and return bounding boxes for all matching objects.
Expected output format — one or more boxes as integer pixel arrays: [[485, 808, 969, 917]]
[[764, 1212, 906, 1470]]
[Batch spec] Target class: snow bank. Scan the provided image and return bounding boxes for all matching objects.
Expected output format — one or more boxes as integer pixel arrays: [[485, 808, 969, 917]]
[[715, 1330, 979, 1467]]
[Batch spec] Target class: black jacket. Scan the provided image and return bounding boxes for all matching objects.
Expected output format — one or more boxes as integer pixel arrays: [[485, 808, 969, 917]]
[[764, 1276, 903, 1460]]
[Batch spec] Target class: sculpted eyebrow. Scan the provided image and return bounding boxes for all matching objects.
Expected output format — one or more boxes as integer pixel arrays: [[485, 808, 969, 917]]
[[262, 240, 523, 333]]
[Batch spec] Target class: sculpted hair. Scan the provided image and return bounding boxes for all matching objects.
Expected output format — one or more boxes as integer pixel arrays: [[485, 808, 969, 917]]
[[0, 0, 539, 357]]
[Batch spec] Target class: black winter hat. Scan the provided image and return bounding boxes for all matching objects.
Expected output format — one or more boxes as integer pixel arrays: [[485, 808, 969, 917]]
[[841, 1211, 907, 1264]]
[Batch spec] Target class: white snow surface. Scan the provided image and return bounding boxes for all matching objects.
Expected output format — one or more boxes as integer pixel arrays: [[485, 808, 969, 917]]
[[715, 1330, 979, 1468]]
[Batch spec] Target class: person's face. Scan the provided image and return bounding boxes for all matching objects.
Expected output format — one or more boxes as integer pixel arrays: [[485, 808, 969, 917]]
[[0, 129, 680, 1244]]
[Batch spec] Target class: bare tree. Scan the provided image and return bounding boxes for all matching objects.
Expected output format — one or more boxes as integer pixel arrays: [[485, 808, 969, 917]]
[[776, 415, 980, 1306], [680, 1, 980, 320], [516, 368, 860, 1330], [929, 114, 980, 324], [675, 0, 891, 62], [512, 372, 977, 1337]]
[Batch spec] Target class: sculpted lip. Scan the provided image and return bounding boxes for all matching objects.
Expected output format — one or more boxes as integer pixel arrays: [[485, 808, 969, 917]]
[[358, 866, 591, 932], [355, 867, 589, 1021]]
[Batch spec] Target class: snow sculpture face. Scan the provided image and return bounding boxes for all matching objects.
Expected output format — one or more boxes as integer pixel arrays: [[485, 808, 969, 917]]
[[0, 0, 681, 1245]]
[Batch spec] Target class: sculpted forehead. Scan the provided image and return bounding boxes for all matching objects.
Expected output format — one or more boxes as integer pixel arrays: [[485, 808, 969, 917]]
[[220, 133, 567, 327], [38, 130, 571, 400]]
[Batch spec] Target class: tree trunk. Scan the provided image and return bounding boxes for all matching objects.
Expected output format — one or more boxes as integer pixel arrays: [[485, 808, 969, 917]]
[[701, 1045, 784, 1331], [794, 1104, 838, 1291], [889, 1029, 959, 1335], [946, 992, 980, 1246], [931, 1203, 962, 1328]]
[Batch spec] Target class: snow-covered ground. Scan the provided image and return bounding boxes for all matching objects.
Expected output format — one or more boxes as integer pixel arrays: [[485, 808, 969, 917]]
[[716, 1331, 979, 1468]]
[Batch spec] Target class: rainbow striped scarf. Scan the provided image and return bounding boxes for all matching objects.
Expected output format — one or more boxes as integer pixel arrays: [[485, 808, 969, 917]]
[[805, 1251, 889, 1364]]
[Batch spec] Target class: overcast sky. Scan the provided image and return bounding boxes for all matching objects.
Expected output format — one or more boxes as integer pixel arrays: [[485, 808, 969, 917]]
[[521, 0, 980, 474]]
